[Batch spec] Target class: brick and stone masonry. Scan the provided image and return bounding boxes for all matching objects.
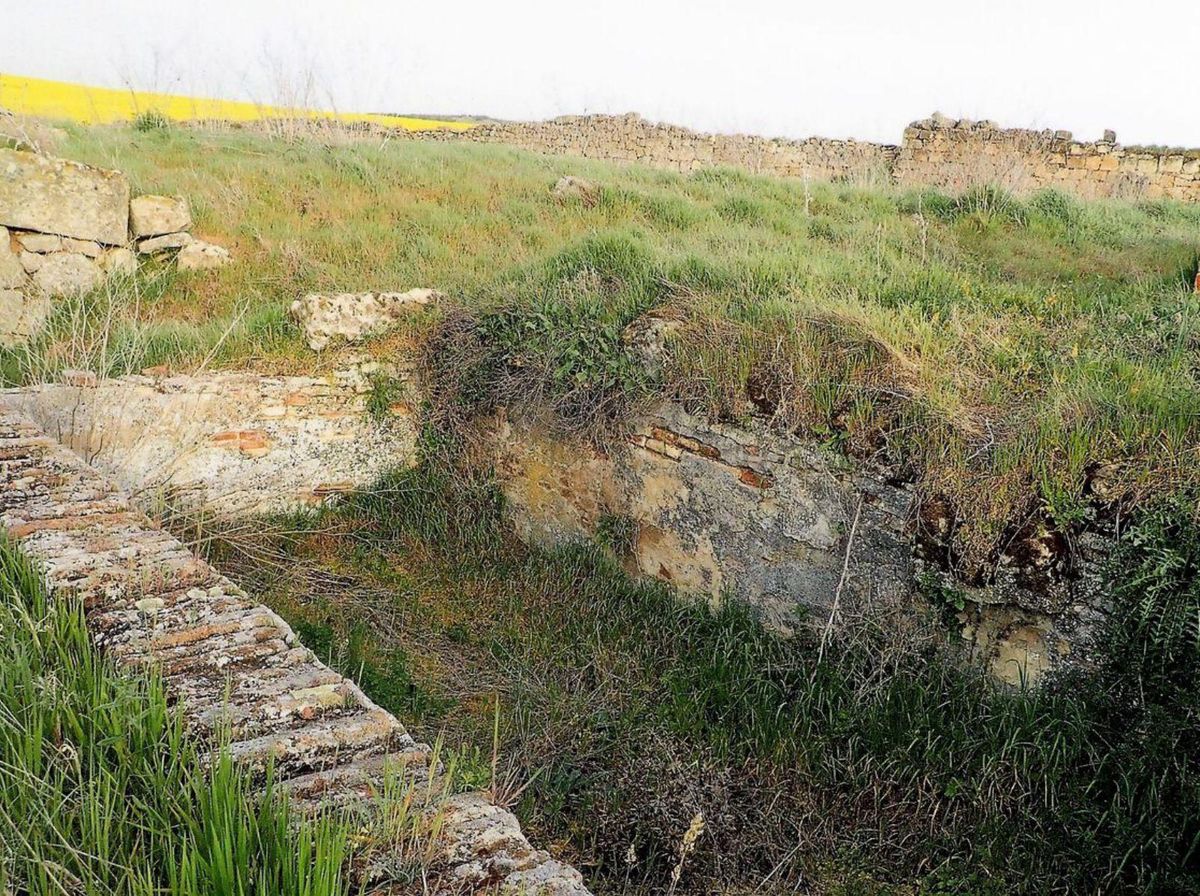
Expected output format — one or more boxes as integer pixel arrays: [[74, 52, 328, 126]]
[[0, 399, 591, 895]]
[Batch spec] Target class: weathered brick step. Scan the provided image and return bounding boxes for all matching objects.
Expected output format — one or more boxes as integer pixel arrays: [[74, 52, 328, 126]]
[[223, 707, 413, 776], [0, 402, 592, 895], [280, 748, 437, 810]]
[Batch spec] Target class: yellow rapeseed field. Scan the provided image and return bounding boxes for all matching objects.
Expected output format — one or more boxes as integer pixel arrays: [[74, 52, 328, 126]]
[[0, 72, 471, 131]]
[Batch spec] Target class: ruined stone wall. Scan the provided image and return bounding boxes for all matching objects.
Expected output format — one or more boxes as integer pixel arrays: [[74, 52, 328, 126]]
[[429, 113, 898, 183], [5, 366, 418, 515], [893, 116, 1200, 201], [416, 112, 1200, 202], [0, 402, 590, 895], [7, 366, 1102, 684], [494, 403, 1104, 685]]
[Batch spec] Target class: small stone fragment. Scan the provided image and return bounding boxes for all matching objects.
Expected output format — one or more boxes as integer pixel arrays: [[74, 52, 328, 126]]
[[552, 175, 600, 206], [129, 194, 192, 238], [15, 232, 63, 253], [61, 237, 103, 258], [137, 232, 192, 254], [290, 289, 442, 351], [176, 239, 231, 271]]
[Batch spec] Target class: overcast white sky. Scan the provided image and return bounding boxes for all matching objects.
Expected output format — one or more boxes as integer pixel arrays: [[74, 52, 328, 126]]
[[4, 0, 1196, 146]]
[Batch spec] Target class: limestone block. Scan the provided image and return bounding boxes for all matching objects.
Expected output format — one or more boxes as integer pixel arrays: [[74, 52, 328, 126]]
[[16, 232, 62, 253], [32, 252, 102, 296], [551, 176, 600, 205], [130, 194, 192, 238], [18, 251, 42, 274], [290, 289, 443, 351], [137, 232, 192, 254], [61, 237, 103, 258], [0, 148, 129, 244], [176, 239, 231, 271]]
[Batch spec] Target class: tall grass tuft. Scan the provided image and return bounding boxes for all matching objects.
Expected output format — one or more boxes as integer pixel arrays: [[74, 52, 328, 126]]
[[0, 535, 439, 896]]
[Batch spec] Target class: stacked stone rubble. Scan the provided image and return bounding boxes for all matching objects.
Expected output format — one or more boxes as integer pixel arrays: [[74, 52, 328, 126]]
[[0, 147, 230, 347], [0, 401, 590, 895]]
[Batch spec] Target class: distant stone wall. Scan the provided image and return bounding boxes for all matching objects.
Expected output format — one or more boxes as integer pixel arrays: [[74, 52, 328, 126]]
[[434, 113, 898, 184], [419, 112, 1200, 202], [893, 116, 1200, 201]]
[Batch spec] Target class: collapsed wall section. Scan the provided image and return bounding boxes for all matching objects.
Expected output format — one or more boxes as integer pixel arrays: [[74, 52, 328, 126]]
[[5, 368, 1107, 685], [4, 367, 419, 516]]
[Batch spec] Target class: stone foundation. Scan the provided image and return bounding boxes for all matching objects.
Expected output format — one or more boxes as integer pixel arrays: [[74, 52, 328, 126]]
[[4, 367, 420, 516]]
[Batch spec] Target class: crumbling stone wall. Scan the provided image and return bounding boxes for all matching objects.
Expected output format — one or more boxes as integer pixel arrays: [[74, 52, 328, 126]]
[[0, 402, 590, 895], [5, 365, 418, 516], [417, 112, 1200, 202], [0, 148, 230, 348], [6, 364, 1103, 684], [427, 113, 898, 184], [494, 402, 1104, 684], [893, 115, 1200, 201]]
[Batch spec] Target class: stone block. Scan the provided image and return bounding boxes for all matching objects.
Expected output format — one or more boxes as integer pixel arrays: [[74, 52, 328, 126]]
[[16, 232, 62, 253], [0, 148, 129, 244], [32, 252, 102, 296], [130, 194, 192, 238], [138, 232, 192, 254], [176, 239, 231, 271]]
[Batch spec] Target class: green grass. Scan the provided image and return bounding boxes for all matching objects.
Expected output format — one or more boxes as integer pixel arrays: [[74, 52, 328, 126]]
[[5, 122, 1199, 568], [208, 458, 1200, 896], [0, 536, 450, 896]]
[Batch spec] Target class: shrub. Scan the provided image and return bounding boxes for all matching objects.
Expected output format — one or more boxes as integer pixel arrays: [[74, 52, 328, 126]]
[[133, 108, 171, 132]]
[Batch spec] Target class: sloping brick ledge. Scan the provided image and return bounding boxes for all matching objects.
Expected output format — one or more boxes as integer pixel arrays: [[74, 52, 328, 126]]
[[0, 400, 590, 896]]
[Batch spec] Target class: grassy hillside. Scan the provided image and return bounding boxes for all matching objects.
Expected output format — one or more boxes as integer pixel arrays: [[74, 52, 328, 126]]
[[6, 119, 1200, 570]]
